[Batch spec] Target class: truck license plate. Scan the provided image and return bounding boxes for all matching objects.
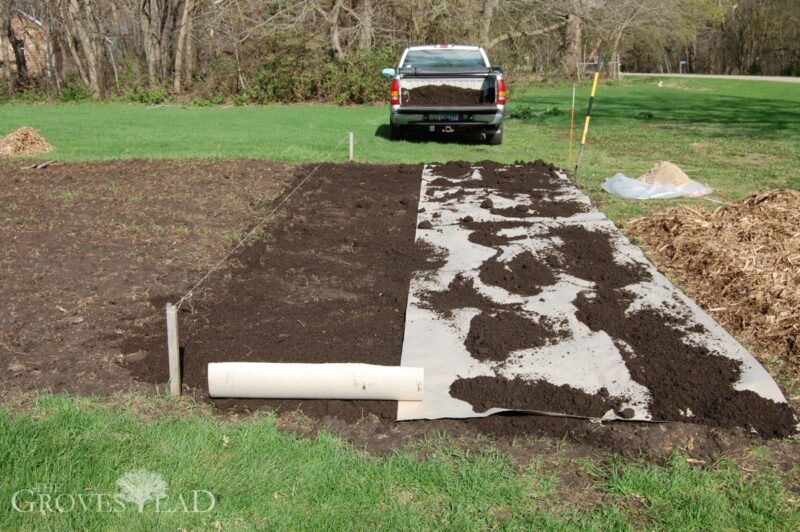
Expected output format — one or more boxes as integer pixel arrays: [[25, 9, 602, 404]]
[[438, 113, 459, 122]]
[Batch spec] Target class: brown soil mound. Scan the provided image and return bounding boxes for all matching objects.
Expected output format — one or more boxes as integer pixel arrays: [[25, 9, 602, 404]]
[[574, 286, 796, 437], [627, 189, 800, 368], [450, 376, 624, 417], [402, 84, 493, 106], [479, 251, 557, 297], [0, 127, 53, 156], [464, 311, 567, 363]]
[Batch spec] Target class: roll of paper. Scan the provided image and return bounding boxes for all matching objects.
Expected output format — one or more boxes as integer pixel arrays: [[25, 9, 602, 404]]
[[208, 362, 424, 400]]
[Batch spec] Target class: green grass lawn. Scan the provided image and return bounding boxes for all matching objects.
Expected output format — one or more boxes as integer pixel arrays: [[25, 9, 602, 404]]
[[2, 395, 798, 530], [2, 78, 800, 529], [2, 76, 799, 222]]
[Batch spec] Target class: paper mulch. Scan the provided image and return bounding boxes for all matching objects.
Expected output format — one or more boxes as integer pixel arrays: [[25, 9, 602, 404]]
[[628, 189, 800, 367]]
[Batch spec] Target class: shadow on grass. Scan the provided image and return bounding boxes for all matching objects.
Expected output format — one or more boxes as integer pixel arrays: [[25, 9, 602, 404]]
[[515, 87, 800, 140]]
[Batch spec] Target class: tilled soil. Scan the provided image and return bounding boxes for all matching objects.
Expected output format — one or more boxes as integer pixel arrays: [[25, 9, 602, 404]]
[[0, 159, 294, 396], [3, 159, 796, 461]]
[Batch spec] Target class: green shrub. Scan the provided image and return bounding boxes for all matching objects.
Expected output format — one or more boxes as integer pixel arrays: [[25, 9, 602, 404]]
[[59, 84, 92, 103], [127, 87, 168, 105]]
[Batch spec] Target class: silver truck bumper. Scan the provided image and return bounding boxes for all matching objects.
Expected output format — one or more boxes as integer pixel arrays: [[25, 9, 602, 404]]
[[390, 110, 504, 129]]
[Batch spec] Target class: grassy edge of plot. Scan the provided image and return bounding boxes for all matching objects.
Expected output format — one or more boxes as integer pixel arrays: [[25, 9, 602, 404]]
[[1, 393, 798, 530]]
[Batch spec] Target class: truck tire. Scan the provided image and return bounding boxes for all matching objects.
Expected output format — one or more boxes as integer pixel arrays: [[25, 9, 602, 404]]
[[486, 128, 503, 145]]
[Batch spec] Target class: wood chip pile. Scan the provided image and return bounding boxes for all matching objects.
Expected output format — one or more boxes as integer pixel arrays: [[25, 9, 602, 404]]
[[628, 189, 799, 367], [0, 127, 53, 156]]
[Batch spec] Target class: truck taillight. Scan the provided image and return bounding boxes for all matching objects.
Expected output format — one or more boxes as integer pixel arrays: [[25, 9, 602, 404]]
[[390, 79, 400, 105], [497, 79, 507, 105]]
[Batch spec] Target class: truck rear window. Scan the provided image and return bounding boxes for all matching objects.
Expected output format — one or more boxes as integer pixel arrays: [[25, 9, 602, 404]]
[[401, 49, 487, 69]]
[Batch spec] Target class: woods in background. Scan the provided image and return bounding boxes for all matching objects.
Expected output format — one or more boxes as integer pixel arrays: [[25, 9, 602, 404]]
[[1, 0, 798, 103]]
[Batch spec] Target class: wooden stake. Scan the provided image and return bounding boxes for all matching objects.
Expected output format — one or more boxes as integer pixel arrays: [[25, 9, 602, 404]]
[[567, 84, 576, 168], [166, 303, 181, 397], [348, 132, 354, 161]]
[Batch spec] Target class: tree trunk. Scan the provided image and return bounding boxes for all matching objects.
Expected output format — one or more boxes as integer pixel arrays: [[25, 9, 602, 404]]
[[329, 0, 344, 59], [173, 0, 193, 93], [63, 0, 103, 98], [562, 13, 581, 79], [480, 0, 498, 48], [7, 20, 28, 84], [358, 0, 373, 50]]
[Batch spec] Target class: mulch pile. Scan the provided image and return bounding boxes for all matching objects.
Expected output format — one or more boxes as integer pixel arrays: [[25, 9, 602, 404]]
[[0, 127, 53, 156], [628, 189, 800, 368]]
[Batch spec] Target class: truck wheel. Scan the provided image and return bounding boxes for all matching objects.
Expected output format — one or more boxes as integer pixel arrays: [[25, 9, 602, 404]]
[[486, 128, 503, 145], [389, 124, 404, 140]]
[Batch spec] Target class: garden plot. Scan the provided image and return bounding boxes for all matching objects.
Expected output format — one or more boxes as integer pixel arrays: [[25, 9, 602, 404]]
[[398, 162, 794, 437]]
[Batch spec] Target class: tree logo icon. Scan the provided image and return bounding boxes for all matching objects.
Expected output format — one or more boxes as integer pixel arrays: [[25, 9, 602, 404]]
[[116, 469, 168, 512]]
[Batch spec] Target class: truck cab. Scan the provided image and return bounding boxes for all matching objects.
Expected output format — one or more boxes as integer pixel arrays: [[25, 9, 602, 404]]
[[382, 45, 506, 144]]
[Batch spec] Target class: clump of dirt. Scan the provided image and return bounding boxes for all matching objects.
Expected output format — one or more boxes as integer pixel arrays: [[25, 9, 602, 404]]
[[427, 160, 564, 194], [450, 376, 623, 417], [403, 85, 494, 106], [422, 274, 510, 318], [0, 127, 53, 156], [460, 220, 530, 247], [574, 286, 796, 437], [546, 225, 651, 288], [429, 161, 473, 180], [479, 251, 557, 297], [426, 187, 466, 202], [628, 189, 800, 369], [464, 311, 567, 363]]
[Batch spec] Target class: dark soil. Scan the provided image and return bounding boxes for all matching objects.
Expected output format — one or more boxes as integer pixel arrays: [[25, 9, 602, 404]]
[[0, 159, 295, 396], [479, 251, 557, 297], [546, 225, 651, 289], [429, 161, 473, 180], [427, 160, 564, 194], [123, 163, 436, 422], [450, 376, 623, 417], [403, 85, 494, 106], [3, 159, 795, 462], [421, 274, 509, 318], [461, 220, 531, 247], [464, 311, 567, 363], [490, 200, 589, 219], [574, 287, 796, 437]]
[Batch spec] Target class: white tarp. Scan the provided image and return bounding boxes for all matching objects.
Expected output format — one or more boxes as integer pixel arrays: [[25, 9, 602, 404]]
[[397, 163, 786, 422], [602, 172, 713, 200]]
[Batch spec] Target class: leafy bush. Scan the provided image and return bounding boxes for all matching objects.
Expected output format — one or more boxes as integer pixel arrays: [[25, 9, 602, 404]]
[[239, 42, 399, 105], [190, 95, 226, 107], [508, 104, 535, 120], [59, 84, 92, 103], [126, 87, 168, 105]]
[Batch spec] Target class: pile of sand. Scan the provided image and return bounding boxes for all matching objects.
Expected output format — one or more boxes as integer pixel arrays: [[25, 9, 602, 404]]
[[638, 161, 692, 186], [628, 189, 800, 367], [0, 127, 53, 157]]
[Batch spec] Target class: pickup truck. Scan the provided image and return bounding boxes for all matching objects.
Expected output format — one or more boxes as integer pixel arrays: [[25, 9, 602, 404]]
[[382, 44, 506, 145]]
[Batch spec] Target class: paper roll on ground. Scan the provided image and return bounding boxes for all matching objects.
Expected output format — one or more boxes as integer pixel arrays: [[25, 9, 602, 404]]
[[208, 362, 425, 400]]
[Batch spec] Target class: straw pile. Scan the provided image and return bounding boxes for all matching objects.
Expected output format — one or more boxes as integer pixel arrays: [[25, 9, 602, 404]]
[[628, 189, 800, 366], [639, 161, 692, 186], [0, 127, 53, 156]]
